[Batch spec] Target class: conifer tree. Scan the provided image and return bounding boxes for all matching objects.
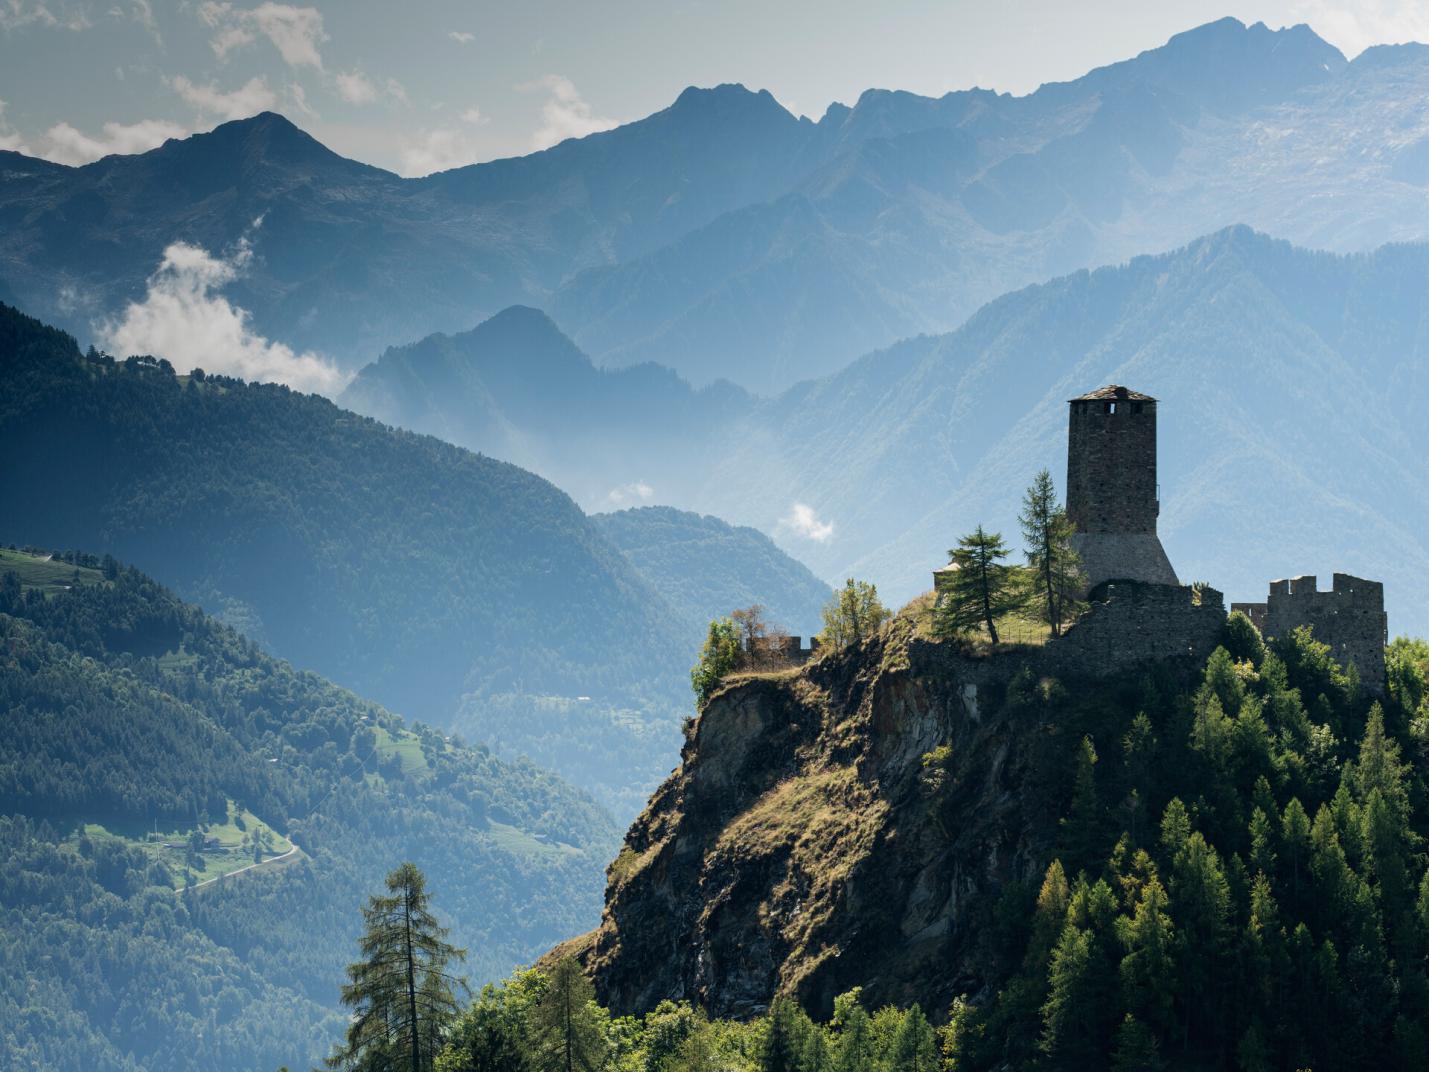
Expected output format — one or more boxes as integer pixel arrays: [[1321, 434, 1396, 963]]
[[799, 1024, 831, 1072], [830, 990, 873, 1072], [328, 862, 467, 1072], [934, 526, 1022, 644], [760, 998, 806, 1072], [528, 958, 608, 1072], [1018, 469, 1084, 637], [886, 1005, 937, 1072]]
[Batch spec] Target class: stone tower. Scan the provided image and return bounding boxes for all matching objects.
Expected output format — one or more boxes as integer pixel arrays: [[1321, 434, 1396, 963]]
[[1066, 385, 1178, 590]]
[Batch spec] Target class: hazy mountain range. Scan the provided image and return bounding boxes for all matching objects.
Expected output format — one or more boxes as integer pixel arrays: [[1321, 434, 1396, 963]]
[[343, 226, 1429, 638], [11, 19, 1429, 391], [0, 303, 829, 813]]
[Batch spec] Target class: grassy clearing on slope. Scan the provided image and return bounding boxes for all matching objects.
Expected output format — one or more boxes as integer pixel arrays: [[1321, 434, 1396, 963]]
[[486, 820, 583, 863], [371, 723, 430, 777], [68, 801, 296, 890], [0, 547, 104, 594], [898, 588, 1052, 649]]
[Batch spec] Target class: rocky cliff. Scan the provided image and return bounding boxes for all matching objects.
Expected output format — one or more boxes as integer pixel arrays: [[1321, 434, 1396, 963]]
[[565, 586, 1227, 1018]]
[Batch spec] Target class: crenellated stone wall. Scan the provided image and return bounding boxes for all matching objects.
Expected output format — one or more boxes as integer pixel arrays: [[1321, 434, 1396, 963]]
[[1235, 573, 1387, 693]]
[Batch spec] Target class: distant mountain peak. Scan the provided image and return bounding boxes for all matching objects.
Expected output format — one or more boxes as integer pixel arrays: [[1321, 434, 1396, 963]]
[[665, 83, 793, 124]]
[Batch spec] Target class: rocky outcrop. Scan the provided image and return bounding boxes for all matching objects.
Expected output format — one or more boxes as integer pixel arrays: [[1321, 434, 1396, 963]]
[[567, 596, 1223, 1019]]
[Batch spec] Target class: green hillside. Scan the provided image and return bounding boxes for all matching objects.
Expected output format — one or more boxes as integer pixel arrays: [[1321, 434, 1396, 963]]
[[0, 551, 618, 1072], [593, 506, 830, 640], [0, 301, 687, 731]]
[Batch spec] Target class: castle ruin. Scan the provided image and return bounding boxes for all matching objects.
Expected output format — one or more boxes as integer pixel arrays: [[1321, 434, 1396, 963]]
[[927, 384, 1390, 691], [1062, 384, 1388, 693], [1065, 385, 1179, 590], [1232, 574, 1388, 693]]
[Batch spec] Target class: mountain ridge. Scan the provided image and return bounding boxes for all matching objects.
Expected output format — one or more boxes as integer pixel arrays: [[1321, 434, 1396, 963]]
[[6, 18, 1428, 388], [340, 226, 1429, 639]]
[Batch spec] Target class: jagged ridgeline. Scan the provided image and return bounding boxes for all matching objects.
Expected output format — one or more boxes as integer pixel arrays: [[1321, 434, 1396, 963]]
[[0, 550, 617, 1072], [567, 594, 1429, 1070]]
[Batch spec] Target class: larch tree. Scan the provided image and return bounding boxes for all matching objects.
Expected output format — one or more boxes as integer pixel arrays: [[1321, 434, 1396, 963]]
[[1018, 469, 1085, 637], [935, 525, 1022, 644], [328, 862, 467, 1072], [528, 957, 608, 1072]]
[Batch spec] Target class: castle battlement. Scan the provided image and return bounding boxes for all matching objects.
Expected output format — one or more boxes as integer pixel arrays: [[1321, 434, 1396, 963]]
[[1232, 572, 1387, 693]]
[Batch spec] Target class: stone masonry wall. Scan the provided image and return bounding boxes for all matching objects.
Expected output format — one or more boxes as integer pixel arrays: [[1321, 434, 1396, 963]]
[[1066, 398, 1160, 536], [1042, 580, 1226, 679], [1262, 573, 1388, 694]]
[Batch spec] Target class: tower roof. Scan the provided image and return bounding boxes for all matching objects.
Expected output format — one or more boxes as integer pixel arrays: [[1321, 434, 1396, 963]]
[[1069, 384, 1156, 403]]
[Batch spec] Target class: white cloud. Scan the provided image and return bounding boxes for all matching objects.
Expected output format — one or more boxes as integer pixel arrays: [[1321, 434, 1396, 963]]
[[199, 2, 325, 69], [335, 70, 376, 104], [0, 100, 30, 154], [102, 233, 347, 395], [38, 117, 186, 165], [778, 502, 835, 543], [287, 81, 316, 117], [605, 481, 656, 508], [523, 74, 616, 150], [0, 1, 91, 31], [170, 75, 276, 121], [125, 0, 160, 43], [398, 127, 483, 176], [460, 106, 486, 125], [447, 29, 473, 44], [384, 78, 408, 105], [1293, 0, 1429, 57]]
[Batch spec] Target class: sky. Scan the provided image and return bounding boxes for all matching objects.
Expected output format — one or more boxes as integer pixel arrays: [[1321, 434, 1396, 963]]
[[3, 0, 1429, 176]]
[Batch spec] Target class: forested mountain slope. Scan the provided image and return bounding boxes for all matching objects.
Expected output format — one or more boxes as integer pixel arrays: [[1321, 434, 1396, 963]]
[[0, 303, 846, 815], [0, 301, 686, 728], [0, 552, 617, 1072], [574, 598, 1429, 1070], [11, 20, 1429, 389], [593, 506, 831, 643]]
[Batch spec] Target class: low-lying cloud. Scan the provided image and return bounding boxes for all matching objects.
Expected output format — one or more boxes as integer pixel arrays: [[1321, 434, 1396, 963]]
[[38, 117, 187, 165], [170, 74, 276, 121], [524, 74, 616, 150], [779, 502, 835, 543], [606, 481, 656, 508], [101, 234, 348, 395]]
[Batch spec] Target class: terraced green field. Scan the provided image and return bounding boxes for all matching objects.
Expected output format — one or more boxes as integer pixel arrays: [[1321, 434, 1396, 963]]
[[0, 547, 104, 593]]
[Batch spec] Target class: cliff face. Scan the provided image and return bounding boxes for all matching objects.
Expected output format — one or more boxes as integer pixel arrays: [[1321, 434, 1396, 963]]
[[572, 589, 1224, 1019]]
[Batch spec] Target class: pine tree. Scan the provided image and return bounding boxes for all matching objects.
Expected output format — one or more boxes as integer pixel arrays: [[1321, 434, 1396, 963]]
[[934, 526, 1022, 644], [886, 1005, 937, 1072], [1018, 469, 1084, 637], [528, 958, 608, 1072], [1062, 737, 1102, 873], [760, 998, 806, 1072], [1117, 875, 1175, 1037], [830, 990, 873, 1072], [1041, 924, 1097, 1061], [328, 862, 467, 1072], [798, 1024, 831, 1072]]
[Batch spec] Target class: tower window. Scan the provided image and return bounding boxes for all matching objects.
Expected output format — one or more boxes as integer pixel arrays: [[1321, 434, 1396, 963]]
[[1132, 402, 1143, 414], [1108, 402, 1117, 414]]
